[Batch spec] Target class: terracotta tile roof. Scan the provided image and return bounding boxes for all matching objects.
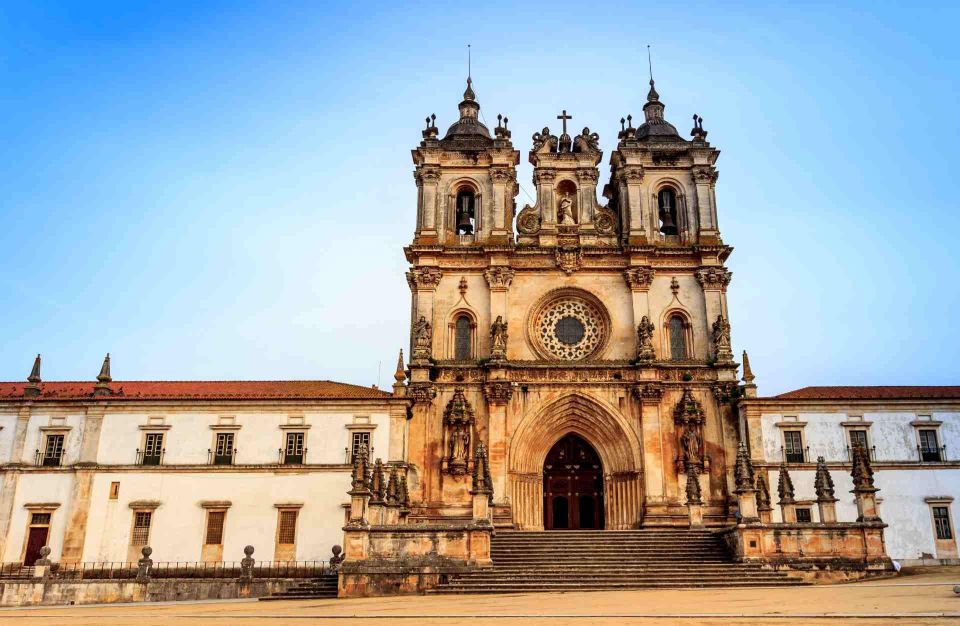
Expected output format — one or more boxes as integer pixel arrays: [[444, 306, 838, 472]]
[[775, 386, 960, 401], [0, 380, 393, 401]]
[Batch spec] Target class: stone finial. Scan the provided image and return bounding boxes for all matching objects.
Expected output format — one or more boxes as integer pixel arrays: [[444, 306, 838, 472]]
[[137, 546, 153, 582], [385, 465, 400, 506], [734, 442, 756, 493], [398, 473, 411, 510], [369, 459, 386, 504], [28, 354, 42, 384], [350, 444, 371, 494], [329, 545, 344, 570], [35, 545, 52, 567], [93, 353, 113, 396], [755, 472, 772, 511], [814, 456, 837, 502], [240, 545, 255, 580], [471, 442, 493, 496], [741, 351, 755, 384], [393, 350, 405, 384], [685, 464, 702, 505], [851, 444, 876, 491], [777, 463, 795, 505]]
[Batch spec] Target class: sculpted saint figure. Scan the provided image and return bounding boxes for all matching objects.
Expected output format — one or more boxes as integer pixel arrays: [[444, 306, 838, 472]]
[[682, 426, 702, 467], [636, 316, 655, 362], [558, 196, 576, 225], [412, 316, 432, 360], [450, 425, 470, 470], [490, 315, 508, 360]]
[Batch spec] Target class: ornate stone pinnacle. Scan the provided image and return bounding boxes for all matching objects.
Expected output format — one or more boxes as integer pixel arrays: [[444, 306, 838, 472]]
[[742, 350, 755, 384], [393, 350, 406, 384], [777, 463, 795, 505], [97, 353, 112, 383], [734, 442, 756, 493], [350, 443, 371, 494], [755, 472, 772, 511], [28, 354, 41, 384], [370, 459, 387, 505], [385, 465, 400, 506], [814, 456, 837, 502], [850, 444, 876, 491], [471, 442, 493, 496]]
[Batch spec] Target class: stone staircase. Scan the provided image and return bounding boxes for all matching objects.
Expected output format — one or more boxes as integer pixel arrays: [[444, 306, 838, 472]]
[[432, 529, 802, 594], [259, 572, 339, 600]]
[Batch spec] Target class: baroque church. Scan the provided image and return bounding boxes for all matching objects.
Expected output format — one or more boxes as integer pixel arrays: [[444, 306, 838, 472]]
[[0, 71, 957, 597]]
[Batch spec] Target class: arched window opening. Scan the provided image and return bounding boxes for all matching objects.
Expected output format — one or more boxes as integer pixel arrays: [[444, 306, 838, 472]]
[[658, 187, 679, 236], [455, 189, 476, 235], [454, 315, 473, 360], [556, 179, 578, 225], [669, 315, 688, 361]]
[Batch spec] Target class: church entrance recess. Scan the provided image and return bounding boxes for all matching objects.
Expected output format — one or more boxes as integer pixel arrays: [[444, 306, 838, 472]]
[[543, 434, 604, 530]]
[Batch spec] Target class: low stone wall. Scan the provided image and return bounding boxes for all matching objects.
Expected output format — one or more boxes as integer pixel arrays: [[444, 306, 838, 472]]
[[0, 578, 296, 607], [719, 522, 894, 583]]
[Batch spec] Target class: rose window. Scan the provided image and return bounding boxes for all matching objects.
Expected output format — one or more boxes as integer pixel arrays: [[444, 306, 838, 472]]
[[535, 297, 605, 360]]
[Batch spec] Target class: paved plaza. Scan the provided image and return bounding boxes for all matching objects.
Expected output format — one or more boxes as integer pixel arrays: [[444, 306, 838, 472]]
[[1, 568, 958, 625]]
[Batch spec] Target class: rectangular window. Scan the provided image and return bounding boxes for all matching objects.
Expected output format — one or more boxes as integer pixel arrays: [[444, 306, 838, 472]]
[[205, 511, 225, 545], [109, 482, 120, 500], [131, 511, 152, 545], [277, 510, 298, 545], [214, 432, 235, 465], [42, 434, 65, 467], [351, 432, 370, 461], [141, 433, 164, 466], [284, 432, 305, 465], [933, 507, 953, 540], [919, 430, 941, 462], [849, 429, 868, 451], [783, 431, 804, 463], [30, 513, 51, 526], [795, 508, 812, 523]]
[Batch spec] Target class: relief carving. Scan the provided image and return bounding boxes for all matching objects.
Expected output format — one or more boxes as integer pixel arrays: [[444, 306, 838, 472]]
[[411, 316, 433, 362], [483, 267, 516, 290], [490, 316, 508, 362], [623, 267, 655, 290], [711, 315, 734, 365], [406, 267, 443, 291], [636, 316, 656, 363], [695, 268, 732, 291], [442, 388, 475, 476], [483, 382, 513, 404]]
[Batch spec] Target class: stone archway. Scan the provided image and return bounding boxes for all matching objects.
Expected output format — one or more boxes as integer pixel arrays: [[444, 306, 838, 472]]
[[508, 394, 644, 530]]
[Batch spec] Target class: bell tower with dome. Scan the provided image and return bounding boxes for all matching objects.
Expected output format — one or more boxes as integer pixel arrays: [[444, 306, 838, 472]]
[[402, 71, 741, 530]]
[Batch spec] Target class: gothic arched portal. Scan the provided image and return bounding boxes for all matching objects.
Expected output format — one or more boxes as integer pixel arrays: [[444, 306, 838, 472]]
[[543, 434, 604, 530]]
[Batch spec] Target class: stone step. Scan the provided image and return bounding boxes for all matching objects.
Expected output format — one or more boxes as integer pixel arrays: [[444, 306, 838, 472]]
[[430, 581, 803, 593]]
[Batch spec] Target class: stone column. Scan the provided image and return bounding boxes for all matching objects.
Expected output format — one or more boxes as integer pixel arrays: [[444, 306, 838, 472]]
[[535, 169, 557, 246], [696, 268, 733, 349], [624, 268, 655, 354], [406, 267, 443, 358], [490, 167, 514, 240], [405, 383, 436, 503], [483, 382, 512, 505], [733, 442, 759, 523], [618, 166, 645, 242], [692, 166, 719, 239], [633, 383, 664, 514], [851, 445, 882, 522], [417, 167, 441, 241]]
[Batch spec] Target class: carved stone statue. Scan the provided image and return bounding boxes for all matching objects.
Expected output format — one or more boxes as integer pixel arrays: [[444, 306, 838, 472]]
[[443, 388, 475, 475], [711, 315, 734, 364], [681, 427, 702, 467], [531, 127, 557, 154], [490, 315, 508, 361], [451, 426, 470, 466], [411, 316, 432, 361], [558, 196, 576, 225], [636, 316, 655, 363]]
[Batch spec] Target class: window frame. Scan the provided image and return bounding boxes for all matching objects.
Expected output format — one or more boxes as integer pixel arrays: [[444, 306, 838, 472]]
[[782, 430, 805, 464], [204, 509, 226, 546], [140, 432, 165, 466], [41, 433, 65, 467], [795, 507, 812, 523], [656, 186, 680, 236], [212, 432, 236, 465], [283, 431, 306, 465], [276, 509, 299, 546], [664, 312, 692, 362], [130, 510, 153, 547]]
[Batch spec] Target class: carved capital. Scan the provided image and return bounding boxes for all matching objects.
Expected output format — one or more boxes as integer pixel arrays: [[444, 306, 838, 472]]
[[483, 382, 513, 405], [623, 267, 655, 291], [695, 268, 732, 291], [483, 267, 516, 291], [534, 169, 556, 185], [418, 166, 441, 183], [632, 382, 663, 403], [692, 166, 718, 184], [618, 166, 644, 183], [576, 169, 599, 183], [406, 267, 443, 291], [491, 167, 513, 183], [711, 382, 740, 403], [408, 383, 436, 405]]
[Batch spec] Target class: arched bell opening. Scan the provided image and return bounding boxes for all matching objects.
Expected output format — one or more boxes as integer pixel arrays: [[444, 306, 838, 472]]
[[542, 433, 604, 530]]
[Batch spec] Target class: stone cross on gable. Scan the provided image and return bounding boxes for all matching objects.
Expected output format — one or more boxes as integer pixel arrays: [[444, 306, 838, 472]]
[[557, 110, 572, 135]]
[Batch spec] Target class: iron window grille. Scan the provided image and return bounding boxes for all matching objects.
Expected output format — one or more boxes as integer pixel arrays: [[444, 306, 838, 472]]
[[131, 511, 152, 546], [205, 511, 225, 545], [277, 510, 298, 545], [918, 430, 945, 462]]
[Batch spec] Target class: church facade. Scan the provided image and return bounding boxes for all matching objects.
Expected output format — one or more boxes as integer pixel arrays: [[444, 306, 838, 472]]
[[0, 74, 957, 588]]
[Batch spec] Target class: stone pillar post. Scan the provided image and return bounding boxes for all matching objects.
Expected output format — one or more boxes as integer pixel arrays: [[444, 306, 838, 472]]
[[483, 381, 512, 505], [733, 442, 759, 523], [685, 464, 703, 528], [239, 545, 255, 581], [692, 166, 719, 240], [136, 547, 153, 583], [696, 269, 733, 355], [347, 445, 372, 526], [851, 445, 882, 522], [814, 456, 838, 523], [618, 166, 645, 243], [417, 166, 441, 240], [535, 169, 557, 246], [490, 167, 514, 241], [624, 267, 655, 354], [755, 472, 773, 523], [10, 405, 32, 466], [633, 383, 664, 513]]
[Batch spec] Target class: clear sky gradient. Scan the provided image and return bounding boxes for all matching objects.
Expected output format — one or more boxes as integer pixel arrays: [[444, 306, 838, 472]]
[[1, 2, 958, 395]]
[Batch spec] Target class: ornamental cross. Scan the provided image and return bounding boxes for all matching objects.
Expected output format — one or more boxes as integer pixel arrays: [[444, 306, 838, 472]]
[[557, 110, 572, 134]]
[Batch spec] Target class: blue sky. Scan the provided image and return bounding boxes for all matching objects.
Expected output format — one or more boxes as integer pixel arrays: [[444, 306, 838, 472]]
[[1, 2, 958, 395]]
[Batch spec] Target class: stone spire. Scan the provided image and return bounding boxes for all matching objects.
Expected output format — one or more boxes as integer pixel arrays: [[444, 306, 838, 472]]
[[741, 350, 757, 398], [734, 441, 756, 493], [471, 442, 493, 496], [369, 459, 387, 505], [777, 463, 795, 505], [398, 473, 411, 510], [685, 464, 702, 505], [756, 472, 772, 511], [350, 443, 371, 494], [635, 51, 679, 140], [814, 456, 837, 502], [386, 465, 400, 506], [443, 71, 490, 141], [93, 353, 113, 397], [851, 444, 875, 491], [392, 349, 406, 395], [28, 354, 42, 384]]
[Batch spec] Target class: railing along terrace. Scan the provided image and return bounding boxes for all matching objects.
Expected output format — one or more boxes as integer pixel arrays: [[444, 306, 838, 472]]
[[47, 560, 327, 580], [208, 448, 237, 465], [845, 445, 877, 463], [135, 448, 165, 466], [345, 447, 374, 464], [779, 446, 809, 464]]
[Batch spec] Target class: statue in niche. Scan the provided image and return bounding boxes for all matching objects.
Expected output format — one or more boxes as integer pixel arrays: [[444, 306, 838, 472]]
[[490, 315, 508, 360], [636, 316, 655, 363], [558, 195, 576, 225], [449, 424, 470, 471], [682, 426, 702, 468], [711, 314, 734, 363], [412, 316, 432, 361]]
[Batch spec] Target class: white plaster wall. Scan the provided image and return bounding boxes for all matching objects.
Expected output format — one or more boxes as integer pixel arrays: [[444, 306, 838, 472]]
[[3, 473, 75, 562], [20, 412, 85, 465], [0, 412, 18, 463], [81, 470, 351, 563], [95, 410, 390, 466]]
